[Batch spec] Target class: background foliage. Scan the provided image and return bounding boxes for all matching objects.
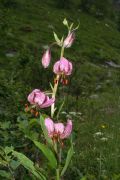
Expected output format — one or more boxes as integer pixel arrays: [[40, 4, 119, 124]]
[[0, 0, 120, 179]]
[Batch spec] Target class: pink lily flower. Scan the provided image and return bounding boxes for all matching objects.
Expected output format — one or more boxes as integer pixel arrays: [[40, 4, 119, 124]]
[[42, 49, 51, 68], [28, 89, 55, 108], [63, 31, 75, 48], [53, 57, 73, 76], [45, 118, 72, 140]]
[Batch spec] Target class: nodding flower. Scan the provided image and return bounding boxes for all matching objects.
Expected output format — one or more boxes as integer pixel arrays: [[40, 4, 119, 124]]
[[28, 89, 55, 108], [53, 57, 73, 76], [45, 118, 72, 141], [63, 31, 75, 48], [42, 49, 51, 68]]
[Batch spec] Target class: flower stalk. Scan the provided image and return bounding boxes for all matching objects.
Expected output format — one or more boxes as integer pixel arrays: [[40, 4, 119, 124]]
[[56, 168, 60, 180], [26, 18, 76, 180]]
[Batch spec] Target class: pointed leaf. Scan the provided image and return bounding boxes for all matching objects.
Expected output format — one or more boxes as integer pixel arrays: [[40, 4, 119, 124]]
[[53, 32, 61, 46], [53, 32, 61, 45], [69, 23, 74, 31], [56, 99, 65, 120], [63, 18, 69, 28], [61, 146, 74, 176], [49, 82, 54, 91], [12, 151, 46, 180], [33, 141, 57, 169], [0, 157, 8, 166], [4, 146, 14, 155], [73, 22, 80, 31]]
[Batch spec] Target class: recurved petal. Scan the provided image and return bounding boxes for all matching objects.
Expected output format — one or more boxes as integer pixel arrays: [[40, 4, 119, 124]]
[[45, 118, 54, 137], [53, 61, 60, 74], [27, 89, 41, 104], [66, 62, 73, 75], [59, 57, 70, 73], [40, 97, 55, 108], [64, 32, 75, 48], [54, 123, 65, 135], [35, 92, 46, 106], [60, 120, 72, 139], [60, 57, 68, 66]]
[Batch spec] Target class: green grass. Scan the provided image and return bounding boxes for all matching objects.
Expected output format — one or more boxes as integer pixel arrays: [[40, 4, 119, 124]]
[[1, 0, 120, 179]]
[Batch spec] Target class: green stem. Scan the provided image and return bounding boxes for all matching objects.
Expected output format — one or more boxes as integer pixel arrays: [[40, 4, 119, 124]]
[[51, 46, 64, 118], [51, 74, 60, 118], [59, 148, 62, 163], [56, 168, 60, 180], [60, 46, 64, 58]]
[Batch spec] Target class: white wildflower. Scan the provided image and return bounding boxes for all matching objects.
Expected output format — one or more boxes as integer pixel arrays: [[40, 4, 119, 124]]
[[94, 132, 103, 137], [100, 137, 108, 142]]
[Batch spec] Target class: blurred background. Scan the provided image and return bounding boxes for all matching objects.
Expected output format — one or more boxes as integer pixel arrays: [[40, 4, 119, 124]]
[[0, 0, 120, 179]]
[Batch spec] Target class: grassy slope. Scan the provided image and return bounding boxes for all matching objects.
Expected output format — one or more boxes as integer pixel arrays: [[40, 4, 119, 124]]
[[2, 0, 120, 61], [1, 0, 120, 178]]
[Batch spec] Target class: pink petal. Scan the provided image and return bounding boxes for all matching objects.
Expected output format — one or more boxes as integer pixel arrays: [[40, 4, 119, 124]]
[[34, 92, 46, 105], [40, 98, 55, 108], [27, 89, 41, 104], [54, 123, 65, 135], [66, 62, 73, 75], [60, 120, 72, 139], [60, 57, 73, 75], [59, 57, 68, 71], [45, 118, 54, 137], [64, 32, 75, 48], [53, 57, 73, 76], [53, 61, 60, 74]]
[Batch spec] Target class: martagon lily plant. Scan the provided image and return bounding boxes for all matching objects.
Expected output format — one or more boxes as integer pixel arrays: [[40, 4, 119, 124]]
[[12, 19, 79, 180]]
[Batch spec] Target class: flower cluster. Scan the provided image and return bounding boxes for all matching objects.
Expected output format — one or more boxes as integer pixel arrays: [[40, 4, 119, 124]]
[[41, 32, 74, 72], [27, 19, 77, 142]]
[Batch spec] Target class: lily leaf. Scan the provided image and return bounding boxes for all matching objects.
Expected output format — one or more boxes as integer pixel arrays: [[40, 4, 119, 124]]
[[73, 21, 80, 31], [4, 146, 14, 155], [53, 32, 61, 45], [49, 82, 54, 91], [56, 99, 65, 120], [12, 151, 46, 180], [61, 145, 74, 177], [69, 23, 74, 31], [33, 141, 57, 169]]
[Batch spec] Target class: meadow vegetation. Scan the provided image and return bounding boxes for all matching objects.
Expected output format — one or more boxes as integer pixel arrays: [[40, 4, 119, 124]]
[[0, 0, 120, 179]]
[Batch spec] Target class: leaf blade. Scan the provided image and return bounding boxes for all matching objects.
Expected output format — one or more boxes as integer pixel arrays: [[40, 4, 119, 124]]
[[33, 141, 57, 169], [53, 32, 61, 45], [61, 146, 74, 177], [12, 151, 46, 180]]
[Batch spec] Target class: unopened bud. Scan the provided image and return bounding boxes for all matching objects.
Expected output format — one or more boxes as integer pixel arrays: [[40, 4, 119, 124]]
[[42, 49, 51, 68], [63, 31, 75, 48]]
